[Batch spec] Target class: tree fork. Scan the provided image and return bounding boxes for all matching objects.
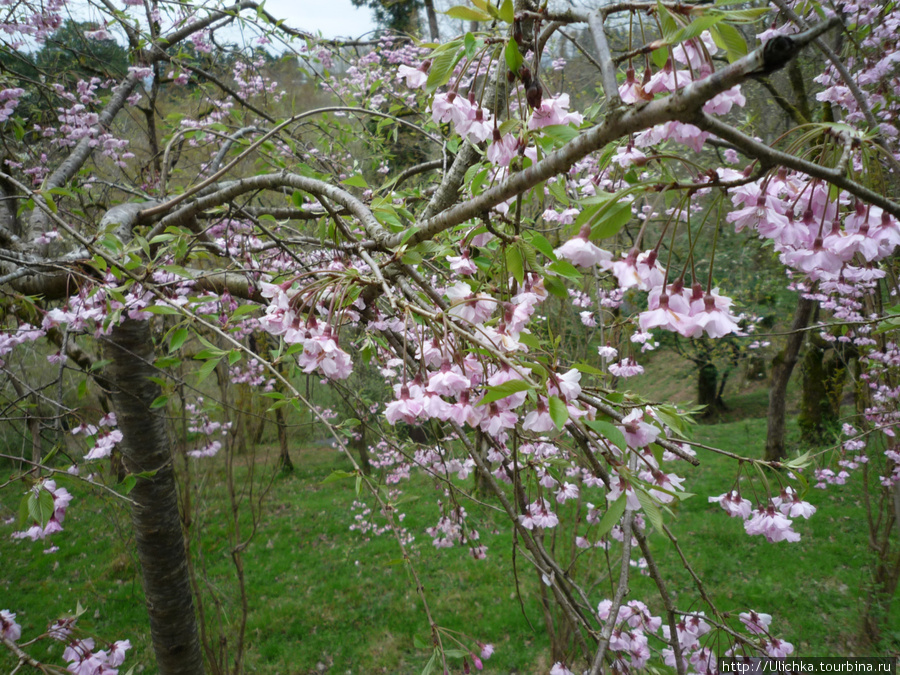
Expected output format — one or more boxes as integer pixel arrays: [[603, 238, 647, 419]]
[[104, 319, 205, 675]]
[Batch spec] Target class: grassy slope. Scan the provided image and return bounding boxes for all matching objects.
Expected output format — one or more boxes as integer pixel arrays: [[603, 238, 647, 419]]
[[2, 412, 896, 674]]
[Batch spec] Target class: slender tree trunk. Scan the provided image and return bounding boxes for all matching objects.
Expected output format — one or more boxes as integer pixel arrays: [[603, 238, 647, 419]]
[[105, 319, 205, 675], [765, 296, 815, 462], [423, 0, 440, 42], [275, 405, 294, 473]]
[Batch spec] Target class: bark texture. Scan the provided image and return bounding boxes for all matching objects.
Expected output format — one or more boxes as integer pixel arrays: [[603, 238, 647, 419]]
[[105, 319, 205, 675], [765, 296, 815, 462]]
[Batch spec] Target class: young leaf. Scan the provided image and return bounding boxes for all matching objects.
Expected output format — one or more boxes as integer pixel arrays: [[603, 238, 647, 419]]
[[119, 475, 138, 495], [445, 5, 492, 21], [549, 395, 569, 430], [169, 327, 189, 353], [585, 419, 627, 452], [150, 395, 169, 409], [635, 488, 665, 532], [595, 494, 627, 539], [710, 22, 748, 62], [506, 244, 524, 284], [196, 357, 221, 385], [426, 43, 464, 93], [478, 379, 532, 406], [341, 174, 368, 188], [504, 39, 524, 74], [592, 201, 633, 239], [321, 470, 356, 484]]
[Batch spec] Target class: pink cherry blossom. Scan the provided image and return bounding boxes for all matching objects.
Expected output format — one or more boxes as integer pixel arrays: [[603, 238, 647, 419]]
[[709, 490, 752, 519], [739, 610, 772, 635], [554, 224, 613, 268], [396, 63, 427, 89], [619, 409, 660, 448], [527, 93, 583, 129], [487, 130, 519, 166], [0, 610, 21, 641]]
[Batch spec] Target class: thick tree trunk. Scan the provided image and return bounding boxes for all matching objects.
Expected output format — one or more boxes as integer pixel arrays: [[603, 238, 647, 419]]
[[698, 362, 719, 417], [105, 319, 205, 675], [765, 296, 815, 462], [798, 337, 844, 443]]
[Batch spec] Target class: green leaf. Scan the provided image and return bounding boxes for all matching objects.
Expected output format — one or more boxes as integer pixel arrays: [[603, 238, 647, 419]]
[[504, 39, 523, 75], [635, 487, 665, 532], [426, 42, 464, 93], [119, 475, 138, 495], [41, 192, 57, 214], [321, 470, 356, 484], [547, 259, 582, 281], [541, 124, 580, 143], [169, 327, 189, 353], [592, 201, 633, 239], [341, 174, 368, 188], [478, 379, 532, 406], [544, 276, 568, 299], [18, 494, 30, 527], [655, 404, 694, 439], [231, 304, 259, 318], [710, 22, 747, 62], [43, 444, 60, 465], [196, 357, 221, 385], [717, 6, 771, 22], [595, 494, 627, 539], [506, 245, 524, 284], [585, 419, 627, 452], [668, 14, 723, 44], [140, 304, 181, 315], [28, 487, 55, 528], [548, 395, 569, 430], [150, 395, 169, 409], [90, 359, 112, 372], [548, 179, 569, 206], [291, 190, 306, 207], [464, 32, 477, 59], [154, 356, 181, 369], [499, 0, 514, 22], [445, 5, 492, 21], [421, 649, 438, 675], [523, 231, 556, 260], [657, 1, 680, 38]]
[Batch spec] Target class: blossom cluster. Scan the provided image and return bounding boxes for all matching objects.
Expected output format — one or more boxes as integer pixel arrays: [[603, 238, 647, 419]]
[[709, 486, 815, 543], [11, 480, 72, 552]]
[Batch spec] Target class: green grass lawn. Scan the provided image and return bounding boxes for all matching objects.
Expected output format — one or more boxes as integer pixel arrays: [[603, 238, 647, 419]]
[[1, 413, 897, 674]]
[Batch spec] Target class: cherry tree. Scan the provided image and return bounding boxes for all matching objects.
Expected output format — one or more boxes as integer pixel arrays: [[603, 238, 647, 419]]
[[1, 0, 899, 673]]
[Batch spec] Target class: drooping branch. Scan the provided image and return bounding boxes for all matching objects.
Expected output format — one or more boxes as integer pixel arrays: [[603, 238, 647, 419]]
[[390, 18, 844, 250], [693, 112, 900, 219]]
